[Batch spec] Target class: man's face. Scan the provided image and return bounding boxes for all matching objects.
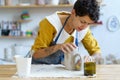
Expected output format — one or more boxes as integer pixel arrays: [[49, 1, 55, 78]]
[[71, 9, 94, 31]]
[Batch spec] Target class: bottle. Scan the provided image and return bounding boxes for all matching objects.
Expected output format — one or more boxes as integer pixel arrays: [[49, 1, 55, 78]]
[[0, 23, 1, 36]]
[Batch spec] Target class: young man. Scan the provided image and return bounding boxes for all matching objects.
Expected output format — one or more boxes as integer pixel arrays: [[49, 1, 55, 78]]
[[31, 0, 102, 64]]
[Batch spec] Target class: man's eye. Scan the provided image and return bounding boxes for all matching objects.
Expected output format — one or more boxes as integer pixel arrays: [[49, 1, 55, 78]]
[[81, 21, 87, 24], [83, 22, 87, 24], [88, 23, 91, 25], [80, 20, 84, 23]]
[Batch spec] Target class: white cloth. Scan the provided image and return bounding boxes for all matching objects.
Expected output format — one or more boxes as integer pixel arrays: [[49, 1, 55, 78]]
[[13, 64, 86, 78], [46, 11, 89, 44]]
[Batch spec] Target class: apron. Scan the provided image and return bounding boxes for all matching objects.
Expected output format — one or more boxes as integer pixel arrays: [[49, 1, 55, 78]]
[[32, 16, 70, 64]]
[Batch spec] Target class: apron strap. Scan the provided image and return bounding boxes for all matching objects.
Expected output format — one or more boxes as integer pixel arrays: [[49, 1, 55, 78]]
[[54, 15, 70, 43], [75, 31, 79, 47]]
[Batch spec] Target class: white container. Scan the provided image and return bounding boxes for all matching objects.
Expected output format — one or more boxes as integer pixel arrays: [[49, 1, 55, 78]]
[[14, 55, 32, 77], [45, 0, 59, 5], [64, 48, 82, 70], [4, 48, 13, 61]]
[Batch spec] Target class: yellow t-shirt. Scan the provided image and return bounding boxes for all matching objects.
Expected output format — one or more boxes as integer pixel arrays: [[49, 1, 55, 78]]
[[32, 18, 101, 55]]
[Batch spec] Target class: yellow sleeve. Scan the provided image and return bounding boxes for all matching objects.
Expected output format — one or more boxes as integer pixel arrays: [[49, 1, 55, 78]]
[[31, 18, 56, 51], [81, 29, 101, 55]]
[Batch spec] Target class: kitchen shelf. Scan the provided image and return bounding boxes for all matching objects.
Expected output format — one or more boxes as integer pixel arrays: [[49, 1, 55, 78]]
[[0, 4, 73, 8]]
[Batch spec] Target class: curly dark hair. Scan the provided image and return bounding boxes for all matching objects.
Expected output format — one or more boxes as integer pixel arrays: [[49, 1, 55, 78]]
[[73, 0, 100, 22]]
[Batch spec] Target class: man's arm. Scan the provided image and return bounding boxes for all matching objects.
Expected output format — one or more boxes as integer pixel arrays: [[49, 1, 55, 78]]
[[82, 29, 101, 55], [32, 18, 77, 59], [33, 44, 62, 59], [33, 43, 77, 59], [82, 29, 104, 64]]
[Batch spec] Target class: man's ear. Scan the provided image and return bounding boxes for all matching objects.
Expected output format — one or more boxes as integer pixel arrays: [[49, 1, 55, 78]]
[[71, 9, 76, 15]]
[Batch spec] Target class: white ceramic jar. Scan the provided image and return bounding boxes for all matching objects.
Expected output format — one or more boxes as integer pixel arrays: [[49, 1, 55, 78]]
[[45, 0, 59, 5], [4, 48, 13, 61]]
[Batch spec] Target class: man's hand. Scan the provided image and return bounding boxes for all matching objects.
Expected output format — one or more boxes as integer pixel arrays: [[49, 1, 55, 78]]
[[60, 43, 77, 54]]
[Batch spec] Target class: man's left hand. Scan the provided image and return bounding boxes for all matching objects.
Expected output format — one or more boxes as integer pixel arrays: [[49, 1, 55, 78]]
[[92, 53, 104, 64]]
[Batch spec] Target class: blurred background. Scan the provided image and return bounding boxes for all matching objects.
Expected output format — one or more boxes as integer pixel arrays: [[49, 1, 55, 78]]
[[0, 0, 120, 64]]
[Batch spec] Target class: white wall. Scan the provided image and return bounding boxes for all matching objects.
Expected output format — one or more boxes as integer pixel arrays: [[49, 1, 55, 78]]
[[0, 0, 120, 61], [91, 0, 120, 58]]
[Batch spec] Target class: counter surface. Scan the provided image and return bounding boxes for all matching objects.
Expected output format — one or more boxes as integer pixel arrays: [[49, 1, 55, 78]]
[[0, 64, 120, 80]]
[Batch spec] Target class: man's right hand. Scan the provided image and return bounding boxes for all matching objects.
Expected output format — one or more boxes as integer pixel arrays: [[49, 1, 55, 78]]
[[60, 43, 77, 54]]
